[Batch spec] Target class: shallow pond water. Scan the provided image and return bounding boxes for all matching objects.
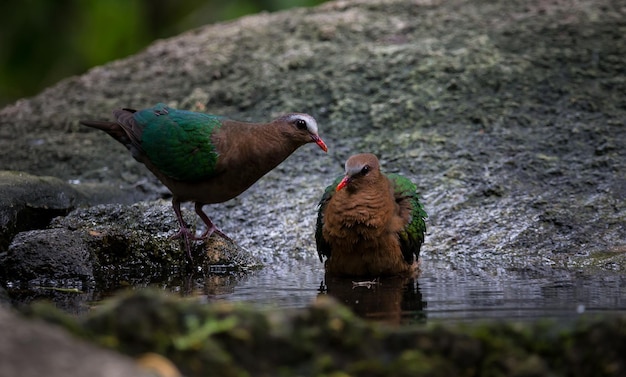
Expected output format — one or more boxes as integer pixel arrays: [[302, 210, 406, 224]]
[[179, 253, 626, 325], [8, 248, 624, 323], [9, 250, 625, 324]]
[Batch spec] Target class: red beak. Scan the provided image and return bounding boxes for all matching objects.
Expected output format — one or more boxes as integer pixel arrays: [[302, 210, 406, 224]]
[[336, 176, 350, 191], [311, 135, 328, 152]]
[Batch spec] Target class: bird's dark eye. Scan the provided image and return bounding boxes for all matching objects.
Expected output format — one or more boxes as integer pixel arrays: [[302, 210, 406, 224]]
[[295, 119, 308, 130], [361, 165, 371, 175]]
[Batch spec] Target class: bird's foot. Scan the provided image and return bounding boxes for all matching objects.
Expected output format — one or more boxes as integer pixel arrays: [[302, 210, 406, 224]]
[[169, 226, 194, 240], [169, 227, 195, 264], [194, 203, 232, 241], [196, 224, 231, 241]]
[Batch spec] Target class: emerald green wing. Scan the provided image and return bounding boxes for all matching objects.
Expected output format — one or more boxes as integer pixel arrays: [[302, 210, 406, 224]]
[[387, 173, 427, 264], [136, 103, 223, 181], [315, 175, 343, 262]]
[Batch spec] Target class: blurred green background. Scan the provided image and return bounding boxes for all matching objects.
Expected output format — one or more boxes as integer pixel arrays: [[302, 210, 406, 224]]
[[0, 0, 326, 107]]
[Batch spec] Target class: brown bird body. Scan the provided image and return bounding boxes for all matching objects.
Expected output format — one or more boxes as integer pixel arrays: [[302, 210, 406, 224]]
[[143, 119, 323, 204], [81, 103, 327, 262], [316, 154, 427, 277]]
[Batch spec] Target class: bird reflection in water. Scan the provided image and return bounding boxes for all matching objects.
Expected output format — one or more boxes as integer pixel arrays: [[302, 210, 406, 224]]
[[318, 275, 427, 325]]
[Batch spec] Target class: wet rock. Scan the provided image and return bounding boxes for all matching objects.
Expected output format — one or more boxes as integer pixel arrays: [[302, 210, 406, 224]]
[[0, 170, 261, 294], [0, 171, 84, 252], [50, 201, 261, 273], [0, 170, 150, 253], [1, 200, 261, 292], [2, 228, 93, 287], [0, 286, 9, 308]]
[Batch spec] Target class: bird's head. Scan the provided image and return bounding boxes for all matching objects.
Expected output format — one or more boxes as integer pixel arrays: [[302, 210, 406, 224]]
[[280, 113, 328, 152], [336, 153, 381, 191]]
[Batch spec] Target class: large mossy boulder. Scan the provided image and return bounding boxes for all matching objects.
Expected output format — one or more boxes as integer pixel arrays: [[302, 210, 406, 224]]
[[0, 0, 623, 287]]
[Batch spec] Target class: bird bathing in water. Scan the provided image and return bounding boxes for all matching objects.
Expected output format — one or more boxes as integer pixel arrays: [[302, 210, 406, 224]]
[[315, 153, 426, 277]]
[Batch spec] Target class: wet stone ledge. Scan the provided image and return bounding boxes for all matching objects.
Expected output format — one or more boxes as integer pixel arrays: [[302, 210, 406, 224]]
[[1, 201, 260, 283]]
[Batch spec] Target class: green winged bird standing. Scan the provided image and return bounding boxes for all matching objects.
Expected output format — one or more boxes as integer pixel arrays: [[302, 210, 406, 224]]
[[81, 103, 327, 262], [315, 153, 427, 277]]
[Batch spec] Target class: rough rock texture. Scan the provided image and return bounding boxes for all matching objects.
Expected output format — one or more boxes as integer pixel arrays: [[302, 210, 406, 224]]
[[0, 0, 624, 283], [1, 201, 260, 296], [0, 171, 85, 252], [3, 228, 93, 286], [49, 201, 259, 270]]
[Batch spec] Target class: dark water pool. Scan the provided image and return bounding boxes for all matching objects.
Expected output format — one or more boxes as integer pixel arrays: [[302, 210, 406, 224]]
[[11, 251, 624, 323], [183, 255, 626, 325]]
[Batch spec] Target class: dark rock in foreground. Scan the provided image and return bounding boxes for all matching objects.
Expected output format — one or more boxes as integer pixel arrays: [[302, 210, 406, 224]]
[[3, 228, 93, 287], [24, 289, 626, 377], [1, 305, 153, 377], [1, 198, 261, 305]]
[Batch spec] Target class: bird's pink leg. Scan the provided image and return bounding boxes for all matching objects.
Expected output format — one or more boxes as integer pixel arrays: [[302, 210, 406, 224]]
[[170, 198, 194, 262], [195, 202, 230, 240]]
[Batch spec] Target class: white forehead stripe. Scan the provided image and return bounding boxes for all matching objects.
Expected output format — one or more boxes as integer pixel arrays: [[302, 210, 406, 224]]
[[345, 160, 365, 176], [287, 114, 318, 134]]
